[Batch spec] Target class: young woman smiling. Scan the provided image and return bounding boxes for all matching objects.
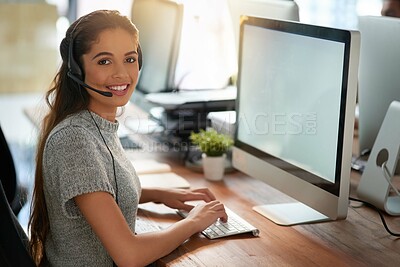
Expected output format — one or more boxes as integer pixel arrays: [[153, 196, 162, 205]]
[[28, 10, 227, 267]]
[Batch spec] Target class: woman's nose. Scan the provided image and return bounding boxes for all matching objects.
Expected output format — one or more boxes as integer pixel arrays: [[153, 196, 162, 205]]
[[112, 63, 130, 78]]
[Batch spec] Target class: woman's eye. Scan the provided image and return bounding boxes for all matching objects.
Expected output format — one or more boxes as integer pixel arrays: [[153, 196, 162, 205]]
[[126, 57, 136, 63], [98, 59, 111, 65]]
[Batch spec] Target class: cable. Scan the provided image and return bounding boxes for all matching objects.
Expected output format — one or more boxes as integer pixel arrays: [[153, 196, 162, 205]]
[[381, 161, 400, 197], [87, 110, 119, 204], [349, 197, 400, 237], [349, 159, 400, 237]]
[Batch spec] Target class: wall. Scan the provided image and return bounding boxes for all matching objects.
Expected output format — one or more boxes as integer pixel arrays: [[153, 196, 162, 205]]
[[0, 3, 59, 93]]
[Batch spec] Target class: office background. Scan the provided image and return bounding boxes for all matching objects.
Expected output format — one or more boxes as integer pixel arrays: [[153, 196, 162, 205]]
[[0, 0, 387, 232]]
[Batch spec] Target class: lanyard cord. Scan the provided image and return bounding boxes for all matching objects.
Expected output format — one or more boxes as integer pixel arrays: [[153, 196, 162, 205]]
[[87, 110, 119, 204]]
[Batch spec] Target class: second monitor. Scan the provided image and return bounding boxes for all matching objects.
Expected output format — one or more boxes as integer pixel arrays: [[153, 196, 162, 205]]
[[357, 15, 400, 156], [227, 0, 300, 54]]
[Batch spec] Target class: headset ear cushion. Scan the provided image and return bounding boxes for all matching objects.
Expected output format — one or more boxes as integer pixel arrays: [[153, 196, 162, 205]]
[[138, 43, 143, 71], [68, 37, 83, 78]]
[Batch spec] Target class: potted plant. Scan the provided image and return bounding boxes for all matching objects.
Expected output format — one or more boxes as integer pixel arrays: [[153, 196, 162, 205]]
[[190, 128, 234, 181]]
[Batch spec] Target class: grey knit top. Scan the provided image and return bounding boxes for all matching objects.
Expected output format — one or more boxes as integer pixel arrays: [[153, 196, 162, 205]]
[[43, 110, 141, 267]]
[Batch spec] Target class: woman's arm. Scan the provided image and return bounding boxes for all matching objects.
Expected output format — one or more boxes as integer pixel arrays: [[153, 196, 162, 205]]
[[140, 187, 217, 211], [75, 191, 226, 267]]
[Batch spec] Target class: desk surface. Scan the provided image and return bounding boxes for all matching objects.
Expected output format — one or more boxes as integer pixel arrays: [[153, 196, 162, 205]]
[[129, 145, 400, 267]]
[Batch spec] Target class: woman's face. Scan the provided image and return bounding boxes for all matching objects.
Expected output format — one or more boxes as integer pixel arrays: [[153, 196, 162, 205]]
[[82, 28, 139, 119]]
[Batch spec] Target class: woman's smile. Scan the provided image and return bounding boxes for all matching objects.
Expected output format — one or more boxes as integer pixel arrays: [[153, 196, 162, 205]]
[[107, 83, 130, 96]]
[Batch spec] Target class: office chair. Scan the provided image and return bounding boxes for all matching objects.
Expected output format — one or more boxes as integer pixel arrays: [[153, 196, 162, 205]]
[[0, 181, 35, 266], [0, 125, 28, 216]]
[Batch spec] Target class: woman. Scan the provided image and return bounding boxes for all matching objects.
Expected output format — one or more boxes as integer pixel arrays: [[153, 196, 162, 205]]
[[381, 0, 400, 17], [28, 10, 227, 267]]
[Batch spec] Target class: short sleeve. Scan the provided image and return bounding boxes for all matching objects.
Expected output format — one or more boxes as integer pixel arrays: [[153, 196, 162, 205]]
[[44, 126, 115, 219]]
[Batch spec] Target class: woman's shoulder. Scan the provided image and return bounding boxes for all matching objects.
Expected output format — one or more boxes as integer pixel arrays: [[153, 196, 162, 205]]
[[47, 112, 95, 146]]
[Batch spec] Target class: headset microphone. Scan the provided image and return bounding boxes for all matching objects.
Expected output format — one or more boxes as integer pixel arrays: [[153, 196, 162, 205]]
[[67, 71, 113, 97]]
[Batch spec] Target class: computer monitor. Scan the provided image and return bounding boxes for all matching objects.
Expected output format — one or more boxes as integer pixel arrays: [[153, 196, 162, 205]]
[[232, 16, 360, 225], [357, 15, 400, 156], [227, 0, 300, 54], [131, 0, 183, 94]]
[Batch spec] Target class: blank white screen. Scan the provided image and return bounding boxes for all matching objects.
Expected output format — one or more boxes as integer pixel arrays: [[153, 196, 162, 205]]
[[237, 24, 345, 183]]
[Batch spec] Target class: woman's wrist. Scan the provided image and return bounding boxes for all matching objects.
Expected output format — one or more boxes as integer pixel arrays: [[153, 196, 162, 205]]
[[175, 216, 199, 236], [140, 188, 167, 203]]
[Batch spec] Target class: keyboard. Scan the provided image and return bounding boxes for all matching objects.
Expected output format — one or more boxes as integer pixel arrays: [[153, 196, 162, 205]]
[[119, 136, 141, 150], [177, 207, 259, 239]]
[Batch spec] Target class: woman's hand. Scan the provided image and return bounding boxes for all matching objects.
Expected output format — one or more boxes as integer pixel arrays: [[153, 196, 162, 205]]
[[185, 200, 228, 232], [140, 188, 228, 242], [157, 188, 217, 211]]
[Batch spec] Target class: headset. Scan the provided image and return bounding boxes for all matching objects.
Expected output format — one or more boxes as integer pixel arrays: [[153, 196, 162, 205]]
[[67, 19, 143, 97]]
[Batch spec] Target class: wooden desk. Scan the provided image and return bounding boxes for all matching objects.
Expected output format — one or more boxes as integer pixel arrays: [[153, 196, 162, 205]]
[[129, 148, 400, 267]]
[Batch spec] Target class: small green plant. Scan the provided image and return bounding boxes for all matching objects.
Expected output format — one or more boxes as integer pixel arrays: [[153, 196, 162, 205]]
[[190, 129, 234, 157]]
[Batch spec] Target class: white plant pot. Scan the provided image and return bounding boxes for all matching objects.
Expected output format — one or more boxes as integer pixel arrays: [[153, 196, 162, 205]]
[[202, 153, 226, 181]]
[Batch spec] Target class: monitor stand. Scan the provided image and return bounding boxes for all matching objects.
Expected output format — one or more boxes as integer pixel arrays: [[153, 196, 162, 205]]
[[253, 202, 330, 226], [357, 101, 400, 216]]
